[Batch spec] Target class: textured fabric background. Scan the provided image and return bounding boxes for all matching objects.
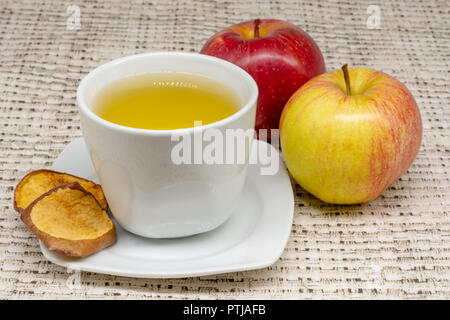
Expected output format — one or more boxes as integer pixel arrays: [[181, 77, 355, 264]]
[[0, 0, 449, 299]]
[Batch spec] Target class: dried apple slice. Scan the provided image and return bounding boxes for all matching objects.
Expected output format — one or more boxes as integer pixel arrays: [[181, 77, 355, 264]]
[[14, 169, 107, 213], [21, 182, 116, 258]]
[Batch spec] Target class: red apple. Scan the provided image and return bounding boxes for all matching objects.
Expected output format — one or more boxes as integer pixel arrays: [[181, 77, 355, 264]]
[[201, 19, 326, 139]]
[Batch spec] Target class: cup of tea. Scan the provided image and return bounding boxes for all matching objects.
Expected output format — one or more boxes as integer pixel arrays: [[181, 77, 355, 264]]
[[77, 52, 258, 238]]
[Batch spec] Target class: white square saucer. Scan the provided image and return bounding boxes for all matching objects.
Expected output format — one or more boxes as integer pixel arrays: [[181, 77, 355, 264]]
[[41, 137, 294, 278]]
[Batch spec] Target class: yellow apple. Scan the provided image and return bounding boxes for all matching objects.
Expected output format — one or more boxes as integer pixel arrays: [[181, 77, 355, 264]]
[[280, 65, 422, 204]]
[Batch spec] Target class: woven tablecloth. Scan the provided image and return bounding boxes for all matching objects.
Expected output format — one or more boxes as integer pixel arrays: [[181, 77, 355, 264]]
[[0, 0, 449, 299]]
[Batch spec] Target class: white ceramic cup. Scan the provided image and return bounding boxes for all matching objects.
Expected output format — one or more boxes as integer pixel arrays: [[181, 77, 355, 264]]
[[77, 52, 258, 238]]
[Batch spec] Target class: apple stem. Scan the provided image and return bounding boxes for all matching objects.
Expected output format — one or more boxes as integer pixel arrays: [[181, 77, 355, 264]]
[[254, 19, 261, 38], [341, 64, 351, 96]]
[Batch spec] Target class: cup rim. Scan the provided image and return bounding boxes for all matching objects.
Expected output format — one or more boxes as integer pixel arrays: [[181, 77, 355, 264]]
[[77, 51, 258, 136]]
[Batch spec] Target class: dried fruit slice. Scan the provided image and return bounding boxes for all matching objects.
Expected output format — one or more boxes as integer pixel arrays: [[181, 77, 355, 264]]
[[21, 182, 116, 258], [14, 169, 107, 213]]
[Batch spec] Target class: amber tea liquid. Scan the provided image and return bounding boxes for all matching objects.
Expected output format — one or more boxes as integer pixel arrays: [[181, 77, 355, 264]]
[[93, 72, 240, 130]]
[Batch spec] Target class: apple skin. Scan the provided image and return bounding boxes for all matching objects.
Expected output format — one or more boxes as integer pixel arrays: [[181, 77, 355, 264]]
[[279, 67, 422, 204], [201, 19, 325, 137]]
